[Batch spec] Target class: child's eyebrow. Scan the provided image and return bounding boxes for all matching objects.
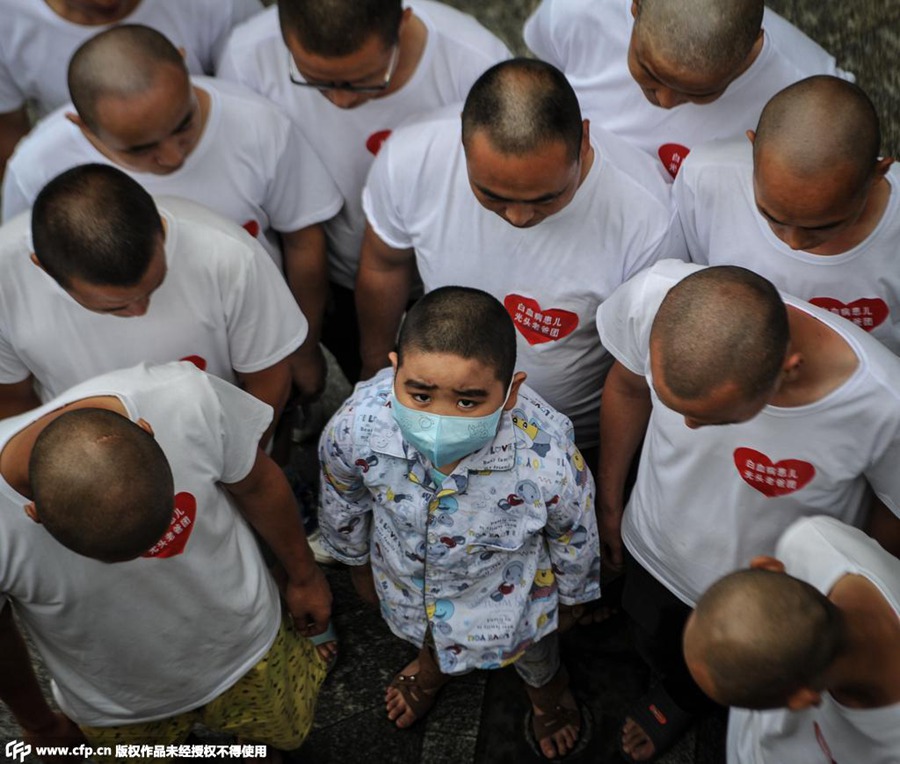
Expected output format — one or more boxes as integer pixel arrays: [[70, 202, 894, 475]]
[[452, 387, 489, 397], [404, 379, 437, 390]]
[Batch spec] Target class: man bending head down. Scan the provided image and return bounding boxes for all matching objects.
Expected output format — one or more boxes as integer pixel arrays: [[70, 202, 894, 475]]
[[29, 408, 174, 562], [751, 75, 891, 254], [629, 0, 764, 108], [683, 568, 841, 710], [31, 163, 166, 317], [461, 58, 591, 228], [649, 266, 790, 428]]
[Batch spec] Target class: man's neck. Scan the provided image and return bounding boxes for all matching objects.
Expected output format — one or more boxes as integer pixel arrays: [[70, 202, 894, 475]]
[[826, 574, 900, 708], [769, 306, 860, 408]]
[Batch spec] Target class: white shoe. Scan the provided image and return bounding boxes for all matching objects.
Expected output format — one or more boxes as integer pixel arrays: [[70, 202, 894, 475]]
[[307, 529, 339, 566]]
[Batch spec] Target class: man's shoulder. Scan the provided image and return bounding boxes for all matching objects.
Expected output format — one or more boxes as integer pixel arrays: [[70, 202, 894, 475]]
[[220, 4, 279, 56], [6, 105, 88, 172], [760, 7, 848, 79], [384, 110, 461, 161], [159, 198, 263, 269], [412, 0, 509, 53], [0, 213, 33, 265], [678, 139, 752, 189]]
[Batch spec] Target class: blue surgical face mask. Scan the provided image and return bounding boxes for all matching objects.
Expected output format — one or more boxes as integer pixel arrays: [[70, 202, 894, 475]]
[[390, 379, 513, 467]]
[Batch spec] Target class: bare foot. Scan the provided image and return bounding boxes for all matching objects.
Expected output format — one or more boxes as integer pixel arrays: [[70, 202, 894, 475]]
[[314, 639, 338, 666], [621, 716, 655, 762], [384, 655, 448, 729], [532, 686, 581, 759]]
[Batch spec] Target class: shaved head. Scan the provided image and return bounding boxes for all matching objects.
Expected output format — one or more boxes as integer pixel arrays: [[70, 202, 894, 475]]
[[651, 267, 789, 402], [30, 408, 174, 562], [462, 58, 583, 162], [278, 0, 403, 56], [755, 75, 881, 189], [685, 568, 843, 709], [68, 24, 187, 133], [634, 0, 763, 77]]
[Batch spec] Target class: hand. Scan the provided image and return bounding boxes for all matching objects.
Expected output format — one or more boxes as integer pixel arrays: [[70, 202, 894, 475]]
[[23, 713, 86, 763], [290, 345, 326, 403], [598, 503, 625, 573], [349, 563, 379, 607], [284, 565, 333, 639]]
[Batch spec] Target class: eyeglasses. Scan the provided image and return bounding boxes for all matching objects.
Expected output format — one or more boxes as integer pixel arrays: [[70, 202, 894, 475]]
[[288, 44, 400, 93]]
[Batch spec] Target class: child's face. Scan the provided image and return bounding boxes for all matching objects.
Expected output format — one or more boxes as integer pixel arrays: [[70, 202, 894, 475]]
[[390, 350, 515, 417]]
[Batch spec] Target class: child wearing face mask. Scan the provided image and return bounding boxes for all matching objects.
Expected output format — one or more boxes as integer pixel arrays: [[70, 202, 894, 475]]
[[318, 286, 600, 760]]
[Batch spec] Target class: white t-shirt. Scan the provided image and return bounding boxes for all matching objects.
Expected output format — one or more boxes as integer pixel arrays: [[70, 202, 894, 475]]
[[0, 0, 263, 117], [1, 77, 343, 269], [596, 259, 900, 605], [728, 516, 900, 764], [217, 1, 511, 289], [363, 114, 683, 447], [0, 361, 279, 726], [674, 139, 900, 355], [524, 0, 851, 180], [0, 199, 307, 398]]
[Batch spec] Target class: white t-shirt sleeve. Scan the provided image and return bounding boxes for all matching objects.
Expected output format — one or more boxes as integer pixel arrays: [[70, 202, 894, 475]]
[[0, 54, 25, 113], [672, 154, 710, 265], [212, 0, 264, 72], [0, 322, 31, 384], [222, 240, 308, 373], [361, 135, 415, 251], [523, 0, 565, 68], [205, 372, 273, 484], [595, 270, 656, 375], [263, 120, 344, 234], [1, 163, 30, 223]]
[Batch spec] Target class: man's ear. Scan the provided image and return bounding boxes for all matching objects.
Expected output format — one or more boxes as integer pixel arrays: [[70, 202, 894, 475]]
[[746, 129, 756, 145], [136, 417, 155, 437], [24, 502, 40, 524], [29, 252, 45, 271], [874, 156, 894, 181], [785, 686, 822, 710], [630, 1, 640, 19], [580, 119, 591, 165], [749, 555, 785, 573], [503, 371, 528, 411], [388, 351, 399, 375]]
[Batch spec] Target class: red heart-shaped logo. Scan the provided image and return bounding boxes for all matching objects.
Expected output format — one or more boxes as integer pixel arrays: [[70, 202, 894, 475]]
[[180, 355, 207, 371], [809, 297, 888, 333], [366, 129, 392, 156], [658, 143, 690, 179], [142, 491, 197, 558], [733, 448, 815, 497], [242, 220, 260, 238], [503, 294, 579, 345]]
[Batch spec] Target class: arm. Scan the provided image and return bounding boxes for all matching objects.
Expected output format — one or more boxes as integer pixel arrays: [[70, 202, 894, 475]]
[[224, 449, 332, 635], [0, 606, 86, 757], [597, 361, 652, 571], [0, 107, 29, 179], [238, 359, 292, 449], [0, 377, 40, 421], [280, 224, 328, 401], [866, 494, 900, 559], [355, 223, 415, 380]]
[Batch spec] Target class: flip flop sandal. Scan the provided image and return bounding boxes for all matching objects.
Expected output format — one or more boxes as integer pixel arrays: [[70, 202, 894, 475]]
[[309, 620, 338, 672], [619, 683, 694, 762], [523, 666, 592, 759], [386, 649, 449, 727]]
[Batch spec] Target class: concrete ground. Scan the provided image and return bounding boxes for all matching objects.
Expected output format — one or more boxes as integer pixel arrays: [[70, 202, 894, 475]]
[[2, 1, 898, 763]]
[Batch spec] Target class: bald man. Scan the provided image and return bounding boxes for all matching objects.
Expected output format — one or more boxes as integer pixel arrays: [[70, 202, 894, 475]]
[[524, 0, 851, 180], [0, 0, 262, 175], [356, 59, 684, 453], [675, 76, 900, 356], [594, 260, 900, 761], [684, 516, 900, 763], [2, 25, 343, 399], [218, 0, 510, 383], [0, 361, 331, 759]]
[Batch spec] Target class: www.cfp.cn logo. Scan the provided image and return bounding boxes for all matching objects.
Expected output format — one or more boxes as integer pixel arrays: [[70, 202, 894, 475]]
[[5, 741, 33, 763]]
